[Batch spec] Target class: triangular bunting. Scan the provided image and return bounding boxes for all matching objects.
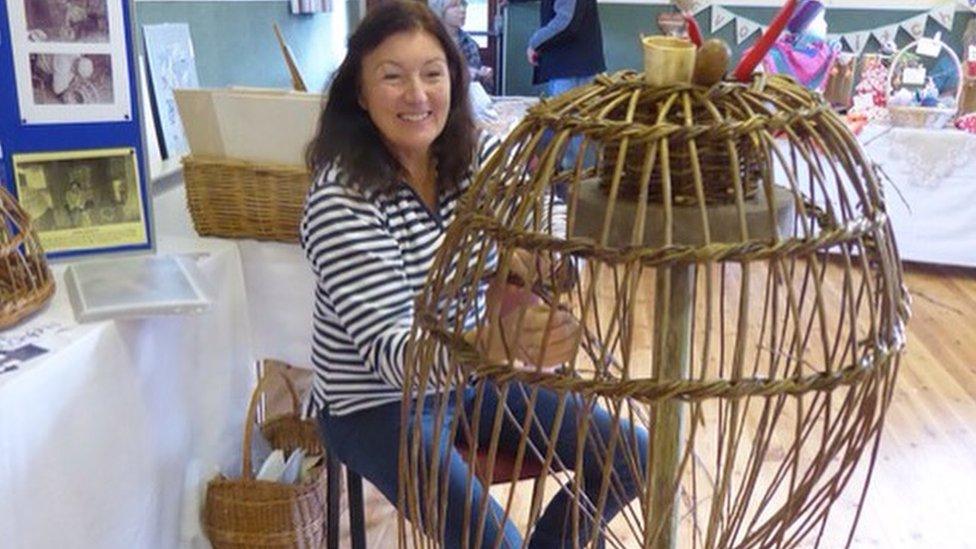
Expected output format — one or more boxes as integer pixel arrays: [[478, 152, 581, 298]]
[[675, 0, 709, 14], [692, 0, 710, 15], [872, 24, 900, 47], [901, 13, 928, 39], [735, 17, 761, 44], [842, 31, 871, 55], [711, 6, 734, 33], [930, 4, 955, 30]]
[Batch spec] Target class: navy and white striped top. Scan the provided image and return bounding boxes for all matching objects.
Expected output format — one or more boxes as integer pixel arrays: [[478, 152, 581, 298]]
[[300, 138, 501, 417]]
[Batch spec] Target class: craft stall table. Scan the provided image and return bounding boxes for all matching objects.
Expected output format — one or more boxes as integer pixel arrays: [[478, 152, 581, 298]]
[[0, 186, 263, 549], [858, 124, 976, 268], [776, 123, 976, 268]]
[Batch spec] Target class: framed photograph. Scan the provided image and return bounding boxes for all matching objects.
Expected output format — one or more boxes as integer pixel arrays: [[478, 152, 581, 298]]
[[12, 147, 152, 258], [7, 0, 132, 124]]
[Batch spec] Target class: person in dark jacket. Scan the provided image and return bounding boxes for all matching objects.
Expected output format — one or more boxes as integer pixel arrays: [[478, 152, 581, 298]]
[[526, 0, 606, 96]]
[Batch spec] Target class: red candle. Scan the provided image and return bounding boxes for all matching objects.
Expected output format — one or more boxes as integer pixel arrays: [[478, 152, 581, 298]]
[[732, 0, 798, 82], [683, 12, 703, 47]]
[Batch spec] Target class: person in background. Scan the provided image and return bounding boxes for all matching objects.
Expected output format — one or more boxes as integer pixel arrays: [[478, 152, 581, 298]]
[[526, 0, 605, 185], [429, 0, 493, 88], [302, 2, 646, 546], [526, 0, 605, 98]]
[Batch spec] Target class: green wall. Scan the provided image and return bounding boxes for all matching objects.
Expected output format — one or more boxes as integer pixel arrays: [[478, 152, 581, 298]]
[[134, 0, 360, 93], [504, 3, 975, 96]]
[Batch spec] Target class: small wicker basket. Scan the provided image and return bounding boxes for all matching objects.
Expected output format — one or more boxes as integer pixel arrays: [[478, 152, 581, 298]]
[[182, 156, 311, 243], [1, 186, 55, 329], [887, 104, 958, 128], [886, 36, 962, 129], [203, 372, 326, 549]]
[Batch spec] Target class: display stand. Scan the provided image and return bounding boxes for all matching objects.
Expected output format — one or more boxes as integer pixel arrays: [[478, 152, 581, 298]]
[[0, 0, 153, 260]]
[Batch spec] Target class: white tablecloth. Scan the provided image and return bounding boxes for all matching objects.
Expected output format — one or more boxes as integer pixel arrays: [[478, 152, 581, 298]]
[[859, 125, 976, 268], [0, 187, 259, 549], [774, 125, 976, 268]]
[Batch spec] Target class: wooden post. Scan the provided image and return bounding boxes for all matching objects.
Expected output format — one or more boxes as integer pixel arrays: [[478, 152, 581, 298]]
[[649, 263, 694, 549]]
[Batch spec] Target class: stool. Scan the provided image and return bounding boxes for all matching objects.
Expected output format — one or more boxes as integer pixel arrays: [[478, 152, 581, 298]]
[[324, 438, 550, 549]]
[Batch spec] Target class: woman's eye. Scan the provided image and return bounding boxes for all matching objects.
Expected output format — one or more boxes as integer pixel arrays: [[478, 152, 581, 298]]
[[425, 71, 444, 80], [383, 73, 402, 81]]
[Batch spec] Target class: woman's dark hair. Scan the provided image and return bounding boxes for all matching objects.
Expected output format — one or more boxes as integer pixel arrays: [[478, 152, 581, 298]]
[[305, 0, 477, 194]]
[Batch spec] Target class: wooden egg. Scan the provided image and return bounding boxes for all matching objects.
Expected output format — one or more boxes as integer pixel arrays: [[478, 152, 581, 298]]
[[693, 38, 731, 86]]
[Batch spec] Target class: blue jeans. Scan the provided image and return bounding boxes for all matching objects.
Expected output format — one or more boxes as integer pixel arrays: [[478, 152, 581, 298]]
[[317, 382, 648, 548], [543, 75, 596, 198], [545, 75, 594, 98]]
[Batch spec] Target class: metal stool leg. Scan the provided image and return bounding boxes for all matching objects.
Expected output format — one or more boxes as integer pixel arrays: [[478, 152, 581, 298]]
[[326, 449, 341, 549], [347, 468, 367, 549]]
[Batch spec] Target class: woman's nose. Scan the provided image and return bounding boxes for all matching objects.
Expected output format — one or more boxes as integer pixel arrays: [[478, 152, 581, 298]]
[[402, 75, 428, 103]]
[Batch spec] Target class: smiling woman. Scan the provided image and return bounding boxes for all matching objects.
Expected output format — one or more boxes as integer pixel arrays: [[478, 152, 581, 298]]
[[356, 30, 452, 206], [304, 2, 474, 196], [299, 2, 647, 546]]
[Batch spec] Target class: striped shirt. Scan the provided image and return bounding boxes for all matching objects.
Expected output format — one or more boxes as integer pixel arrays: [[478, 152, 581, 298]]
[[300, 138, 501, 416]]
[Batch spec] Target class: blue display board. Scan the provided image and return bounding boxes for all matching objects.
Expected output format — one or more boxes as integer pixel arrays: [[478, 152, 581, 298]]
[[0, 0, 153, 260]]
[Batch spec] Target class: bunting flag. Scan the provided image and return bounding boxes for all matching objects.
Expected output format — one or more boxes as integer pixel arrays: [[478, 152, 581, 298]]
[[675, 0, 711, 15], [903, 14, 929, 39], [872, 24, 901, 47], [735, 16, 761, 45], [842, 31, 872, 55], [711, 5, 734, 33], [930, 4, 956, 29], [701, 3, 967, 53]]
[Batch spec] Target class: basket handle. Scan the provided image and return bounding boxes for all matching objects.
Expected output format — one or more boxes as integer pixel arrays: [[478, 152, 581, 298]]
[[277, 367, 303, 416], [885, 36, 963, 108], [240, 369, 301, 480]]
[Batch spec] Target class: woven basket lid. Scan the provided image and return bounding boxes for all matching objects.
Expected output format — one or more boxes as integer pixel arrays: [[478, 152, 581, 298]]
[[1, 186, 55, 329]]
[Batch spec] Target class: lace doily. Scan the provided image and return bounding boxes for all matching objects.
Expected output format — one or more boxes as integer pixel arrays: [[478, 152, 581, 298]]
[[877, 127, 976, 188]]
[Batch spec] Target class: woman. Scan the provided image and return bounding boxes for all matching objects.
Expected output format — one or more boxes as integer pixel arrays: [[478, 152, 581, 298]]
[[428, 0, 493, 88], [301, 3, 645, 547]]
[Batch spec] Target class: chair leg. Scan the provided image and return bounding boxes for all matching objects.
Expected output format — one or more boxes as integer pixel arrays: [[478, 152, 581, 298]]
[[347, 467, 367, 549], [326, 449, 341, 549]]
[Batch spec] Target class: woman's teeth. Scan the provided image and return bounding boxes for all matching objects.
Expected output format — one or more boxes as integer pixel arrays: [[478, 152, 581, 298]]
[[400, 112, 430, 122]]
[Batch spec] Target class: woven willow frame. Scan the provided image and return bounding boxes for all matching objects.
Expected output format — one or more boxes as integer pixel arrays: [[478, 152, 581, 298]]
[[399, 72, 909, 548], [1, 187, 55, 329]]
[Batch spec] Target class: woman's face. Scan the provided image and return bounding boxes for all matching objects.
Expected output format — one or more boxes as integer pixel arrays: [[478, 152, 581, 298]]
[[359, 30, 451, 162], [444, 1, 466, 29]]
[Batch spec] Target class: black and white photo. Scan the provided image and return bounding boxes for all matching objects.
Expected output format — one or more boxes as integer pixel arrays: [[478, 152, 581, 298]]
[[8, 0, 131, 123], [24, 0, 110, 44], [29, 53, 113, 104], [13, 148, 146, 256]]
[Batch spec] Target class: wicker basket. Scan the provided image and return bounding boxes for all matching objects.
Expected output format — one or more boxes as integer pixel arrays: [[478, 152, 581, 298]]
[[887, 105, 957, 128], [182, 156, 311, 243], [1, 186, 55, 329], [596, 84, 763, 205], [886, 37, 961, 129], [203, 373, 326, 549]]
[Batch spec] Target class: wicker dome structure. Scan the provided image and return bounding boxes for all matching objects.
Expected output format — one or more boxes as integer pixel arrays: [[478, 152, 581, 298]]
[[400, 70, 909, 548], [1, 186, 55, 329]]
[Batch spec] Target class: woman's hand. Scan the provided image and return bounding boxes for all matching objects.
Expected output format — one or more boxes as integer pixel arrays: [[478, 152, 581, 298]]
[[471, 276, 581, 371], [506, 248, 577, 294]]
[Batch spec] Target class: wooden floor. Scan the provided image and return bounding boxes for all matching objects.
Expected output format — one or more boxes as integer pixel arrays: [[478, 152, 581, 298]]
[[338, 262, 976, 548]]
